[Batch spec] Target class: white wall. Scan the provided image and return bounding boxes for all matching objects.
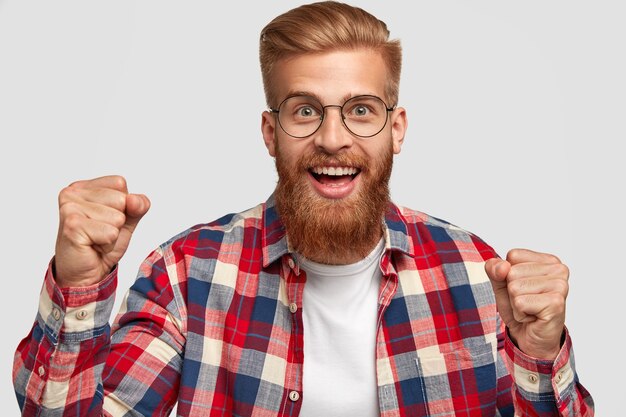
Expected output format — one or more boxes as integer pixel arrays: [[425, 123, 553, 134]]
[[1, 1, 622, 414]]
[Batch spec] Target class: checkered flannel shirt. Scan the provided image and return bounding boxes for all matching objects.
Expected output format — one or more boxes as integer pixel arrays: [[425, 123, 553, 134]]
[[14, 196, 594, 416]]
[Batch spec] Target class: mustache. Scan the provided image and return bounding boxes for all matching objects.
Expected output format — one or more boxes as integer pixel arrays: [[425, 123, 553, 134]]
[[297, 152, 369, 170]]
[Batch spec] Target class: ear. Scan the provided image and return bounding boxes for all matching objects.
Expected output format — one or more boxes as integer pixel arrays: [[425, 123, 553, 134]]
[[389, 107, 408, 154], [261, 111, 277, 157]]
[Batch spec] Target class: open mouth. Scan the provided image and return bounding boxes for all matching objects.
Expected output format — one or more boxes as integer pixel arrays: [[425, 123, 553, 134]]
[[309, 166, 360, 186]]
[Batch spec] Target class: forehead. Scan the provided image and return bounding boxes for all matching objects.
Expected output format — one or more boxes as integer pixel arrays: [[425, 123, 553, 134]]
[[271, 49, 388, 103]]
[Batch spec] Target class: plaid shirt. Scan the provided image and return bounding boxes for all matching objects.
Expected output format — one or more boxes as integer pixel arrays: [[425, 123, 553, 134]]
[[14, 196, 594, 416]]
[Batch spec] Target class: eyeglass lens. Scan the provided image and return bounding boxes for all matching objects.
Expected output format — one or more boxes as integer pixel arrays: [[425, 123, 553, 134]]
[[276, 95, 389, 138]]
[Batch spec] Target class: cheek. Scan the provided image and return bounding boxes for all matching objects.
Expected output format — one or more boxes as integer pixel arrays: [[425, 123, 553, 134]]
[[275, 148, 296, 170], [363, 143, 389, 164], [275, 139, 309, 168]]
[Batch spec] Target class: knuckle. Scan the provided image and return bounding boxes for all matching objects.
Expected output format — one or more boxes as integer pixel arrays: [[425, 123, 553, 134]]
[[101, 224, 119, 245], [506, 249, 521, 262], [512, 295, 526, 311], [109, 191, 127, 210], [507, 265, 522, 281], [62, 213, 83, 235], [58, 185, 78, 203], [556, 279, 569, 296], [66, 180, 83, 189], [111, 211, 126, 228], [507, 280, 524, 297], [547, 253, 561, 264], [58, 201, 77, 218], [117, 193, 128, 208], [111, 175, 128, 190], [553, 263, 569, 278]]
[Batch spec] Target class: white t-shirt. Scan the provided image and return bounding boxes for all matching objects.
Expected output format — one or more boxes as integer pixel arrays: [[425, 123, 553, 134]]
[[295, 239, 384, 417]]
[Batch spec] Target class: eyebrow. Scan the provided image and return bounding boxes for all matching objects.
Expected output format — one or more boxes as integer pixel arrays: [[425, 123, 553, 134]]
[[282, 91, 379, 104]]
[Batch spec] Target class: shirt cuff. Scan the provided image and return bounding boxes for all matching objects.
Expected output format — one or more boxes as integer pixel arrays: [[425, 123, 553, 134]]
[[505, 327, 577, 402], [36, 259, 117, 345]]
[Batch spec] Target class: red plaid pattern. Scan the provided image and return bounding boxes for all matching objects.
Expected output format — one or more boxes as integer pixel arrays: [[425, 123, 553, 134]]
[[14, 196, 594, 416]]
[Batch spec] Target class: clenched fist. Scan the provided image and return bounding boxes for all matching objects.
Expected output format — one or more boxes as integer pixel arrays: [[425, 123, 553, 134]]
[[485, 249, 569, 360], [54, 175, 150, 288]]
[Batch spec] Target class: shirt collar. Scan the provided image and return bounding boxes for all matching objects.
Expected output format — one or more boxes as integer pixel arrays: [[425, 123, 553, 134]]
[[261, 194, 415, 268]]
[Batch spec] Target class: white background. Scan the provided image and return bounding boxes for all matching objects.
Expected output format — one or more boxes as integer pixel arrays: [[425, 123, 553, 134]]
[[1, 1, 623, 415]]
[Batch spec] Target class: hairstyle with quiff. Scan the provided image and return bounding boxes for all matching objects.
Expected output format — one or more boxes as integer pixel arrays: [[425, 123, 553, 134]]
[[259, 1, 402, 108]]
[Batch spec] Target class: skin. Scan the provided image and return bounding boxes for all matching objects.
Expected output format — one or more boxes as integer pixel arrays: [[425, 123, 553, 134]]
[[261, 50, 406, 164], [54, 176, 150, 288], [262, 49, 407, 264], [53, 48, 568, 361], [485, 250, 569, 360]]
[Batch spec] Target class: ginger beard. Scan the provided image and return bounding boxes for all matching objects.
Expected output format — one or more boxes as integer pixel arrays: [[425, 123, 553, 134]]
[[274, 141, 393, 265]]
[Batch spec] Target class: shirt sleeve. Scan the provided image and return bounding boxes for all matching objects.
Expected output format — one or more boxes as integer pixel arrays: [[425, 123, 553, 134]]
[[13, 260, 118, 415], [13, 247, 187, 416], [102, 247, 186, 415], [495, 316, 595, 416]]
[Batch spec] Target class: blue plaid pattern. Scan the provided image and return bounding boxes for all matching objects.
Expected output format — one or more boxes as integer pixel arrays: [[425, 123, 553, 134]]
[[14, 195, 593, 416]]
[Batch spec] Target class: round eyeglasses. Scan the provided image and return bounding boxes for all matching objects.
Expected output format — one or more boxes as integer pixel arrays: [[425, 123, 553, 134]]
[[269, 95, 395, 138]]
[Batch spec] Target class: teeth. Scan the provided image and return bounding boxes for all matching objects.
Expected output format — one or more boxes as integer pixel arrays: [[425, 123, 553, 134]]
[[312, 166, 358, 176]]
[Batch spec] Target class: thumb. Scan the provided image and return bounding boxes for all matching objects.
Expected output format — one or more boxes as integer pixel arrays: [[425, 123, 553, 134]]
[[485, 257, 516, 325], [96, 193, 150, 267], [124, 193, 151, 232], [485, 257, 510, 284]]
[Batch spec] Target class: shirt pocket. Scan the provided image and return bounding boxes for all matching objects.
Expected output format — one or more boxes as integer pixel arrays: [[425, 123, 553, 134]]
[[414, 343, 497, 417]]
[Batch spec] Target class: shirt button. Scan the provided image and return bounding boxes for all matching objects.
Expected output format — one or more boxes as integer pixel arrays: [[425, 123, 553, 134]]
[[556, 372, 563, 383], [51, 308, 61, 321], [289, 391, 300, 402], [38, 365, 45, 377], [289, 303, 298, 313], [287, 258, 296, 269], [528, 373, 538, 384], [75, 310, 89, 320]]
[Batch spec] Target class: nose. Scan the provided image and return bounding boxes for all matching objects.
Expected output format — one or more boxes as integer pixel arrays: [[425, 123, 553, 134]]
[[313, 105, 354, 154]]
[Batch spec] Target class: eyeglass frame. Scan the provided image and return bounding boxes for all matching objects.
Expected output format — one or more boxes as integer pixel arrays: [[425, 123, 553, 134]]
[[269, 94, 396, 139]]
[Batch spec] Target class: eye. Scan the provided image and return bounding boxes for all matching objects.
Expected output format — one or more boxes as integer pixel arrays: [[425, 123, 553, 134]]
[[291, 103, 321, 121], [298, 106, 317, 117], [353, 105, 369, 116], [345, 102, 375, 118]]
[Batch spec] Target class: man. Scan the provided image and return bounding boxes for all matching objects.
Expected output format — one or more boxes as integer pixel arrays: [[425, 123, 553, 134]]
[[14, 1, 593, 416]]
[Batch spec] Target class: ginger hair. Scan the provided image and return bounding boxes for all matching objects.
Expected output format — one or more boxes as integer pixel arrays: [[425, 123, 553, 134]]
[[260, 1, 402, 108]]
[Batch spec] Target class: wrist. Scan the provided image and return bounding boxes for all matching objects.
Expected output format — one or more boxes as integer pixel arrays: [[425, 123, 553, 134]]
[[52, 258, 112, 288], [507, 327, 565, 361]]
